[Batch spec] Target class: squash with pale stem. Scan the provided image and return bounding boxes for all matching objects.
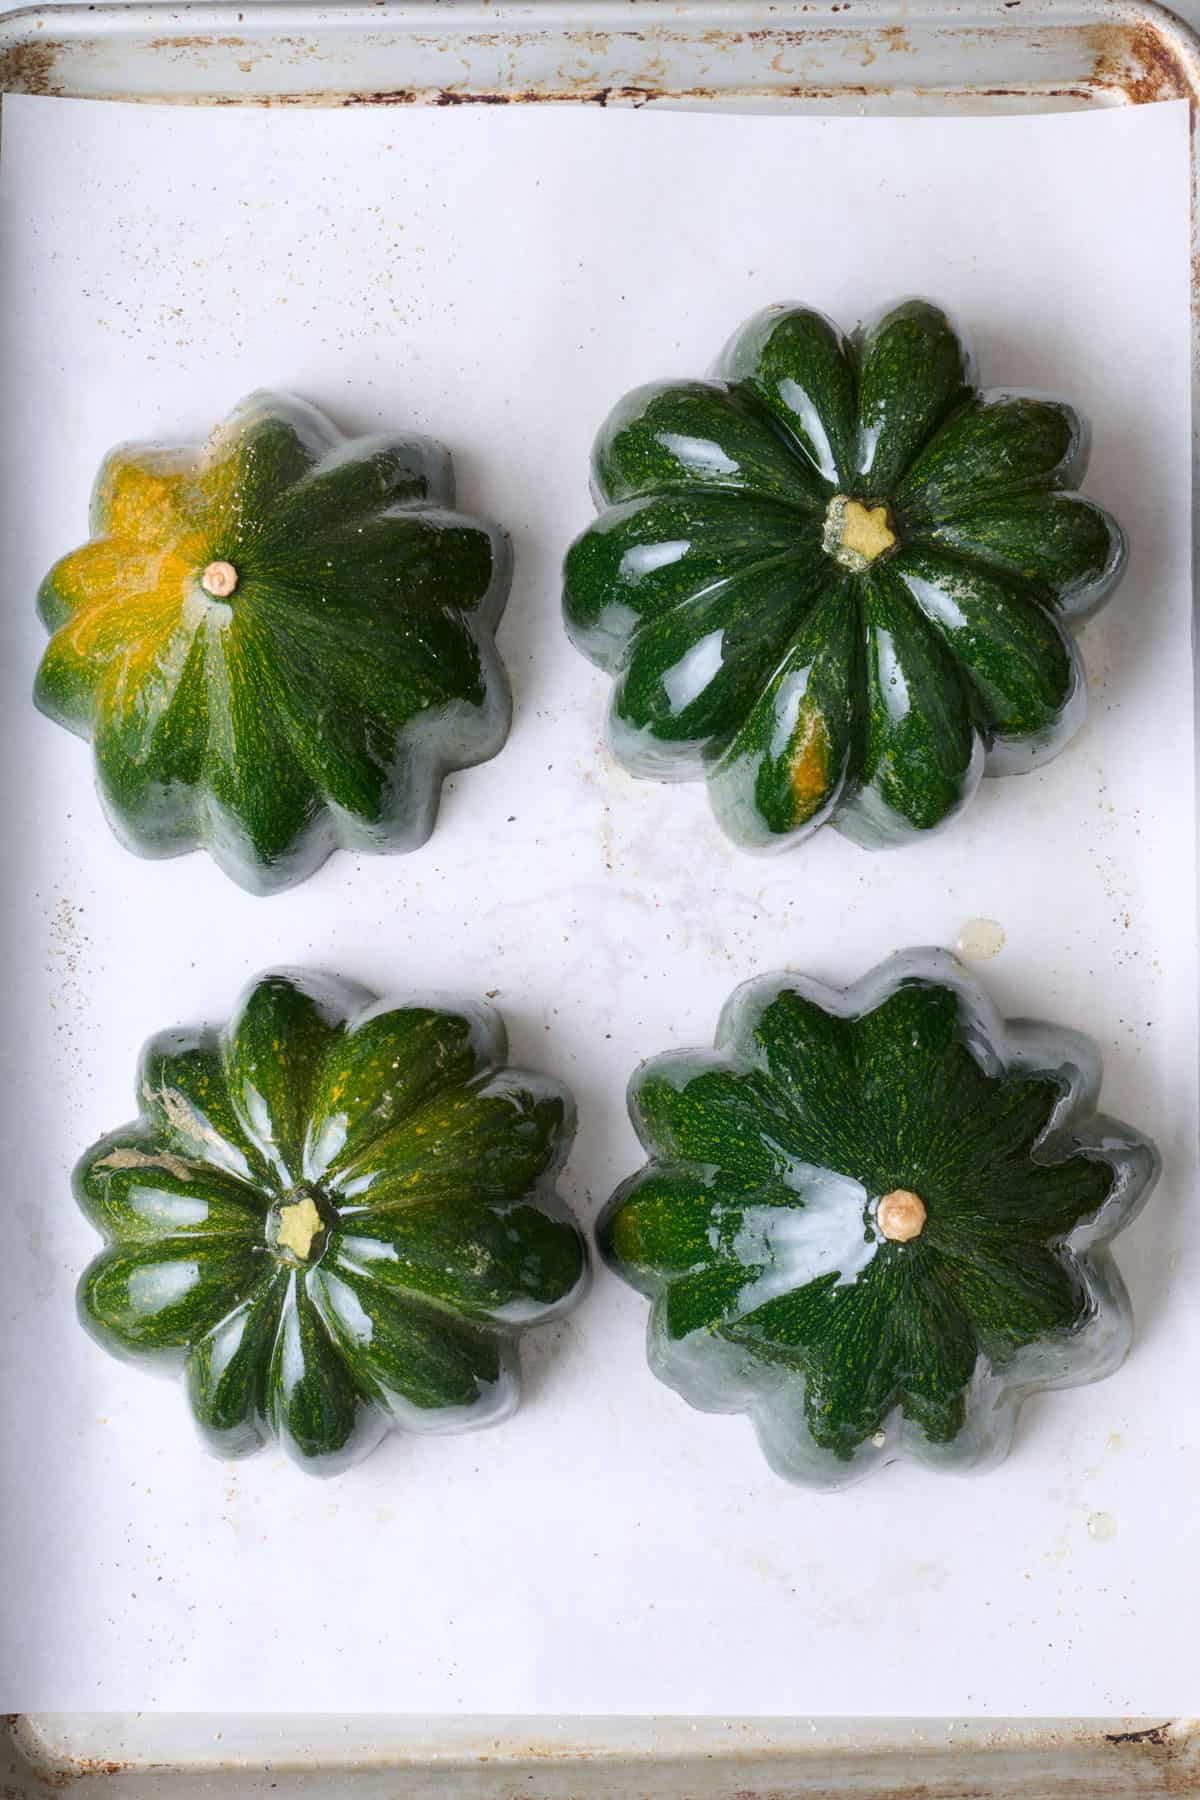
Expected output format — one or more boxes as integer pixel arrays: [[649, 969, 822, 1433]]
[[74, 969, 588, 1476], [600, 948, 1158, 1488], [35, 392, 512, 894], [564, 300, 1126, 852]]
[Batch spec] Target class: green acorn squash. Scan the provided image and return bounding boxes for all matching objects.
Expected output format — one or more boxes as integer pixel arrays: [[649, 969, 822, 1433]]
[[600, 949, 1157, 1488], [74, 970, 587, 1475], [35, 392, 512, 894], [563, 300, 1126, 851]]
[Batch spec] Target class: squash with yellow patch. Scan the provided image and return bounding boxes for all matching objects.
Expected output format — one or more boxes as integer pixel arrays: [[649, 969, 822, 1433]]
[[35, 393, 512, 894], [563, 300, 1126, 852]]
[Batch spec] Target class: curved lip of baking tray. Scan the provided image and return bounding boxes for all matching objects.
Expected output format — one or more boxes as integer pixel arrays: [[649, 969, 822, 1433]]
[[0, 0, 1194, 116]]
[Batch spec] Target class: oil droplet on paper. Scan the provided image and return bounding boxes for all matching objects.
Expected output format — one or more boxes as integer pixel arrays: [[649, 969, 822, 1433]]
[[1087, 1510, 1117, 1542], [957, 918, 1006, 960]]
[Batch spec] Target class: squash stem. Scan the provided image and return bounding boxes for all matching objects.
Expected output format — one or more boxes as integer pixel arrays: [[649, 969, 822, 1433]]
[[266, 1184, 336, 1267], [876, 1188, 927, 1242], [200, 559, 239, 599], [822, 495, 897, 572]]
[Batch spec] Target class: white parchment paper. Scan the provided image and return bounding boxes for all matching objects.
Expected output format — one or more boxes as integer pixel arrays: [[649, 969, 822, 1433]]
[[0, 96, 1194, 1715]]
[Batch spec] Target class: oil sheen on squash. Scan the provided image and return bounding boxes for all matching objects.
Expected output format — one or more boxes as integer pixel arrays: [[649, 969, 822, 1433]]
[[599, 948, 1159, 1489], [564, 299, 1127, 854], [73, 969, 589, 1475], [35, 392, 514, 894]]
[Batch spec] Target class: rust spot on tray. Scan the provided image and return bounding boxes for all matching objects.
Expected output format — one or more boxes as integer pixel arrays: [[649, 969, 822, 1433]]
[[1088, 19, 1195, 105], [341, 88, 419, 106], [435, 88, 525, 105], [1094, 1724, 1200, 1800], [878, 23, 916, 55], [341, 83, 665, 108], [0, 37, 64, 96], [218, 79, 892, 108], [147, 34, 248, 50], [10, 1753, 136, 1790], [942, 85, 1095, 101]]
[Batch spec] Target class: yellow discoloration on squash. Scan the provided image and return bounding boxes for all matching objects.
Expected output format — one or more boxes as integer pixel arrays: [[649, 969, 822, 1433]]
[[45, 438, 226, 701], [55, 554, 199, 693], [46, 540, 162, 616], [61, 556, 190, 644], [789, 709, 832, 821], [93, 449, 201, 545]]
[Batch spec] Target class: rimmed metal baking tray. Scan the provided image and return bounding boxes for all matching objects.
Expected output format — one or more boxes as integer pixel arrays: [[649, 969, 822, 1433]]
[[0, 0, 1197, 1791], [3, 1711, 1200, 1794]]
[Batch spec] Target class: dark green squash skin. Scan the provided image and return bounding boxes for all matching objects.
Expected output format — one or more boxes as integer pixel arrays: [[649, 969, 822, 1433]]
[[75, 969, 588, 1476], [35, 392, 513, 895], [564, 300, 1126, 852], [599, 948, 1158, 1489]]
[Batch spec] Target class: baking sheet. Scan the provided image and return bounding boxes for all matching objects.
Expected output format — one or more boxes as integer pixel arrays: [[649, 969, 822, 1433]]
[[0, 95, 1194, 1717]]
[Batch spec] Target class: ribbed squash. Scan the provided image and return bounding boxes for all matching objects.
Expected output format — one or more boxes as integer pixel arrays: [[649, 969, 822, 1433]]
[[564, 301, 1126, 852], [75, 970, 587, 1475], [36, 393, 512, 894], [600, 949, 1158, 1488]]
